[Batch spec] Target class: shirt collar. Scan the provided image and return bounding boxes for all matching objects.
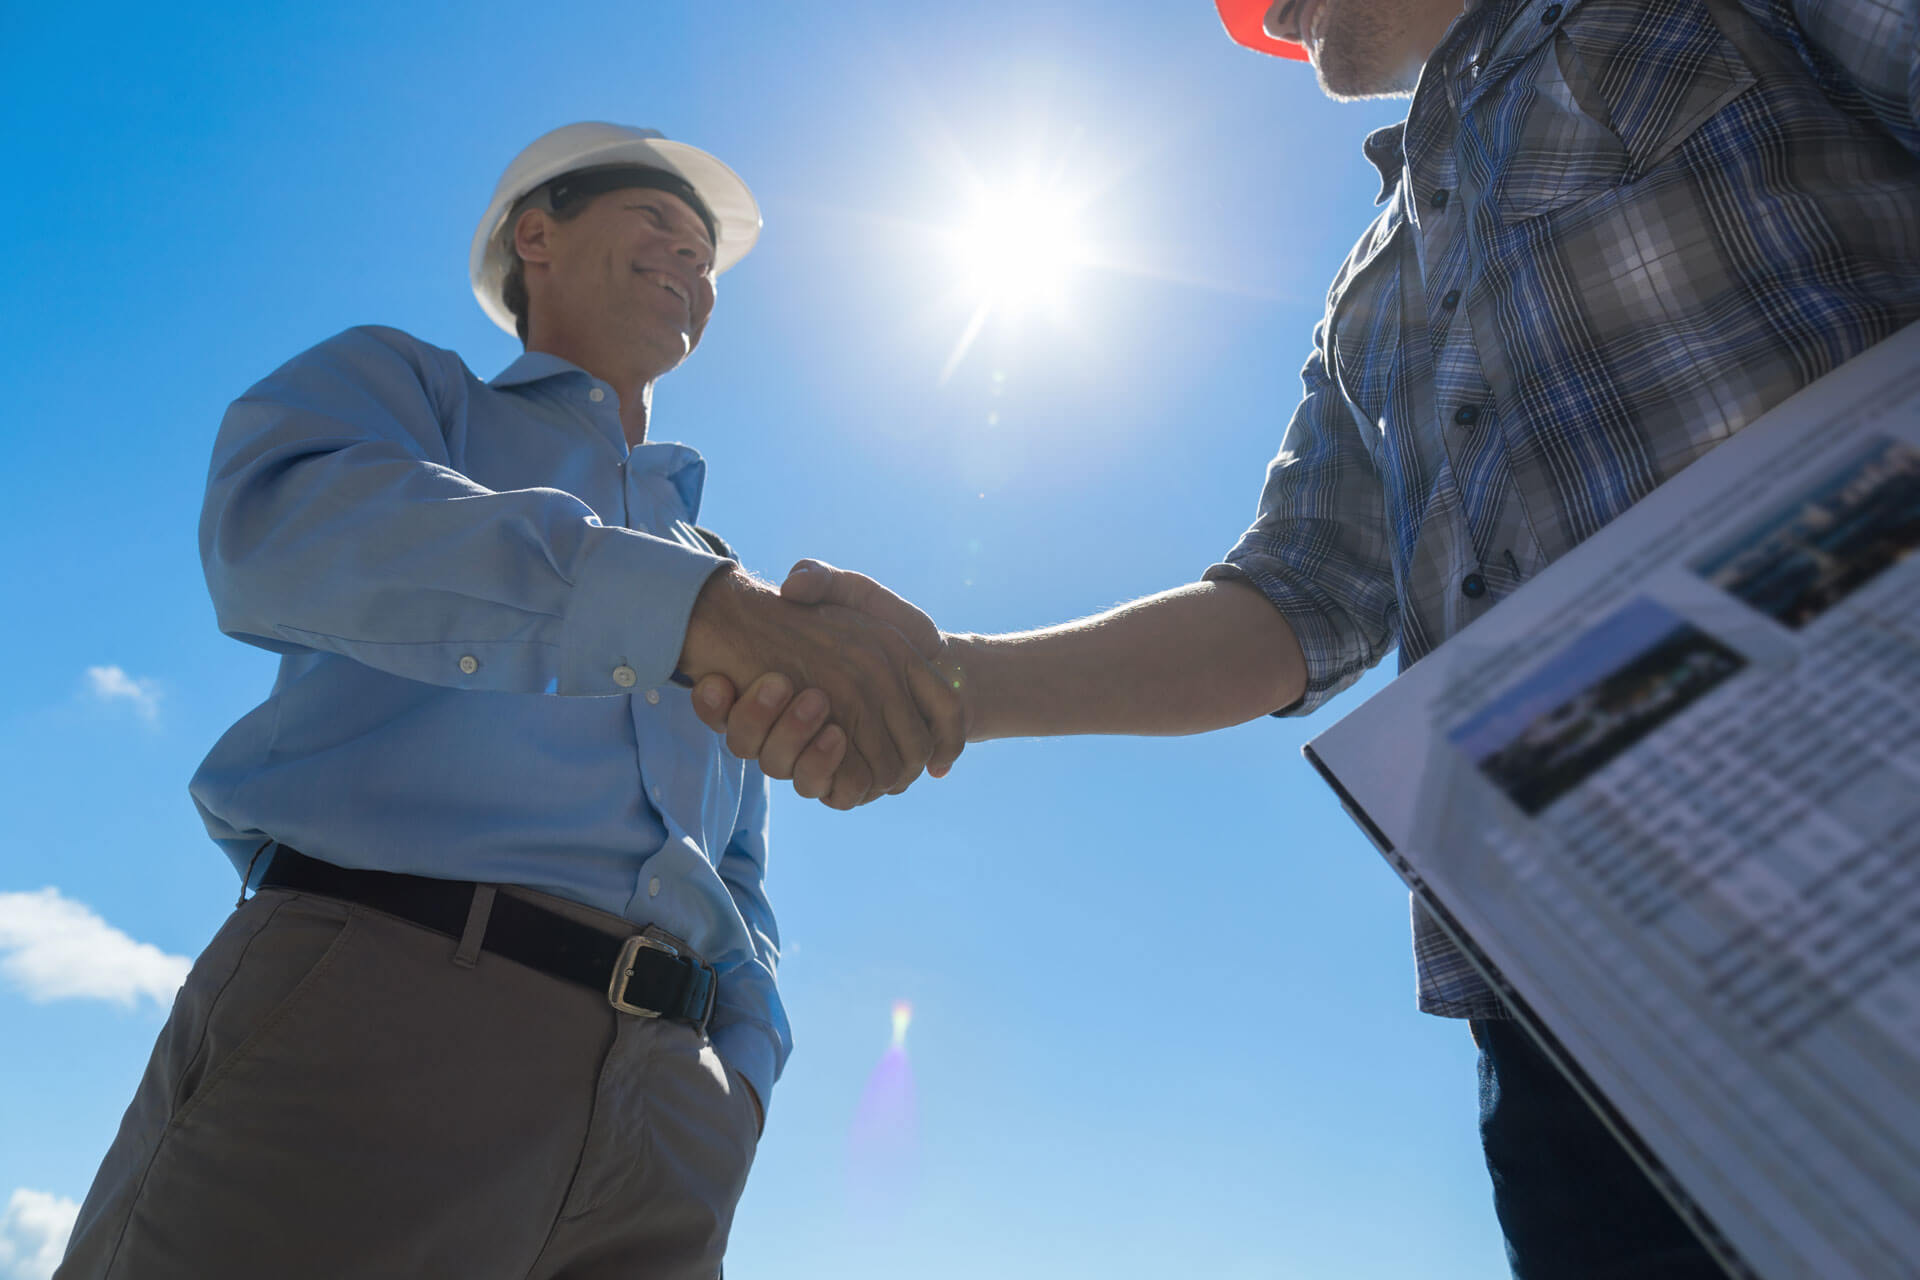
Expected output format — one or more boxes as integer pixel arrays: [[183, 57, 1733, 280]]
[[489, 349, 587, 390], [1359, 0, 1524, 202], [490, 351, 630, 453], [488, 351, 708, 514], [632, 442, 708, 517], [1362, 125, 1408, 203]]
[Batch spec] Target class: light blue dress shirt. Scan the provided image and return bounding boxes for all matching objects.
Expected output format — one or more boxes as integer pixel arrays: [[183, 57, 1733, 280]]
[[190, 324, 791, 1102]]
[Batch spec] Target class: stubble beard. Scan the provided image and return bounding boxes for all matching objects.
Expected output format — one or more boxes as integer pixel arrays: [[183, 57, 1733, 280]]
[[1312, 2, 1428, 101]]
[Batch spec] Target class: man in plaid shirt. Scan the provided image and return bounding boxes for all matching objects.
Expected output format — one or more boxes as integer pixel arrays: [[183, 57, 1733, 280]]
[[697, 0, 1920, 1273]]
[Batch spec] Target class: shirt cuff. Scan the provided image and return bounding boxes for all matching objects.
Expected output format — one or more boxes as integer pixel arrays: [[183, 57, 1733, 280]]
[[710, 1017, 782, 1116], [1202, 559, 1378, 717], [559, 526, 728, 695]]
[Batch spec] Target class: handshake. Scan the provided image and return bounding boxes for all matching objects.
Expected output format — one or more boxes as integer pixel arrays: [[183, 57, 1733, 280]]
[[676, 559, 967, 809]]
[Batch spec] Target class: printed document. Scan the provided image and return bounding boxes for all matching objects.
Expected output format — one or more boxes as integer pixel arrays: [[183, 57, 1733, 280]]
[[1306, 322, 1920, 1280]]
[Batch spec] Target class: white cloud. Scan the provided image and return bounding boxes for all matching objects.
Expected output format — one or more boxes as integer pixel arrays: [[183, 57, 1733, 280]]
[[0, 888, 190, 1008], [0, 1188, 79, 1280], [83, 666, 161, 723]]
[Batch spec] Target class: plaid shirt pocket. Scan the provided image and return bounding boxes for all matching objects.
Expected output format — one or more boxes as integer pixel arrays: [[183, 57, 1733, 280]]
[[1478, 0, 1758, 220]]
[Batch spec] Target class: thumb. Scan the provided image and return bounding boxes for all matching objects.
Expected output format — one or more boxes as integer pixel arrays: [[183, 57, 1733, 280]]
[[780, 559, 839, 605], [783, 561, 944, 656]]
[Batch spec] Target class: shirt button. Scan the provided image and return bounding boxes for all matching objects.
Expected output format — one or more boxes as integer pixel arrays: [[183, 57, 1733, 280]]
[[1430, 189, 1450, 210], [1454, 403, 1481, 426], [1541, 3, 1563, 22], [588, 387, 606, 403], [648, 876, 662, 898], [1462, 573, 1487, 600], [612, 664, 638, 688], [1441, 289, 1461, 310], [457, 655, 479, 675], [645, 688, 661, 705]]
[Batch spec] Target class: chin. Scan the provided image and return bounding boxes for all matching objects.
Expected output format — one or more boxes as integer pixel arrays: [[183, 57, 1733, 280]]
[[631, 326, 694, 374], [1313, 25, 1426, 100]]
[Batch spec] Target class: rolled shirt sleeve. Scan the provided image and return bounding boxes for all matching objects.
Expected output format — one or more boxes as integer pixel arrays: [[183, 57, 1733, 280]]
[[201, 326, 726, 695], [1204, 325, 1401, 717]]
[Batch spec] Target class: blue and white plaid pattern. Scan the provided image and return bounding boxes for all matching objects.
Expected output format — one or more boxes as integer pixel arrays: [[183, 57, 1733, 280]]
[[1209, 0, 1920, 1017]]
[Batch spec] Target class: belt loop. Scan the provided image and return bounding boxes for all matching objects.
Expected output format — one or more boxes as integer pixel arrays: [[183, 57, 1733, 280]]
[[452, 885, 497, 969]]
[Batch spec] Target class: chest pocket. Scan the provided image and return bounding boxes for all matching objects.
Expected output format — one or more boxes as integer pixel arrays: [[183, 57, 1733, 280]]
[[1473, 0, 1756, 222]]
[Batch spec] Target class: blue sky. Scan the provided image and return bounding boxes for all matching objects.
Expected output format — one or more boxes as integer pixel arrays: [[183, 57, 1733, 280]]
[[0, 2, 1507, 1275]]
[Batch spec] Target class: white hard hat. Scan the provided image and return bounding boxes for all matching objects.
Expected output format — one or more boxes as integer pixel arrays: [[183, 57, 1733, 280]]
[[469, 122, 762, 336]]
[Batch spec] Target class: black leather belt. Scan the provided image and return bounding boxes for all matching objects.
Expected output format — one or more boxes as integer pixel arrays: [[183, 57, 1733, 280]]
[[257, 846, 716, 1031]]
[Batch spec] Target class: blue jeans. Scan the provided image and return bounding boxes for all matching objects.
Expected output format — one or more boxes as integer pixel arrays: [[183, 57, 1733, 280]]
[[1472, 1018, 1731, 1280]]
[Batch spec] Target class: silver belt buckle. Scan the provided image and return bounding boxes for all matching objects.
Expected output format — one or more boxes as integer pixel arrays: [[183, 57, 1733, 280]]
[[607, 932, 679, 1017]]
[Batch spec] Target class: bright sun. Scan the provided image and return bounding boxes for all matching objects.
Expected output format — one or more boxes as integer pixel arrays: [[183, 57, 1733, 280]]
[[937, 179, 1094, 381], [950, 181, 1087, 312]]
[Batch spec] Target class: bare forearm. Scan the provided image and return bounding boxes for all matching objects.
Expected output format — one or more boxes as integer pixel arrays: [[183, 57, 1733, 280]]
[[950, 579, 1305, 741]]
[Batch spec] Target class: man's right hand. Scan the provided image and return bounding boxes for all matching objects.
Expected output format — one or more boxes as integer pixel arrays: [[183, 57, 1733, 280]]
[[677, 565, 964, 809], [689, 561, 968, 808]]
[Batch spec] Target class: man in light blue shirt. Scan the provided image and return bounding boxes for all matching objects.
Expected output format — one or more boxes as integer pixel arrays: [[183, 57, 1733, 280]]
[[57, 122, 962, 1280]]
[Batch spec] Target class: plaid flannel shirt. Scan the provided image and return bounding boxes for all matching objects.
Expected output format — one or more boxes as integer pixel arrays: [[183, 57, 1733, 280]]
[[1208, 0, 1920, 1017]]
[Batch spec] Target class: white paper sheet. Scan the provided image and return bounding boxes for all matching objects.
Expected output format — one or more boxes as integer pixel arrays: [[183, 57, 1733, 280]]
[[1307, 322, 1920, 1280]]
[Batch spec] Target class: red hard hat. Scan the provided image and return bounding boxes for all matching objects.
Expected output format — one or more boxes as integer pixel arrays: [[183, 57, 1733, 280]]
[[1215, 0, 1309, 60]]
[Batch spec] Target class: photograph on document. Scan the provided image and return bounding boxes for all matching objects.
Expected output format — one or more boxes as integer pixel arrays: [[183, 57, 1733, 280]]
[[1690, 436, 1920, 630], [1447, 598, 1747, 817]]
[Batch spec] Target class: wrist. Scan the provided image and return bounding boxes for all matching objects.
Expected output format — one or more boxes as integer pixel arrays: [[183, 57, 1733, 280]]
[[943, 633, 994, 742], [679, 563, 760, 681]]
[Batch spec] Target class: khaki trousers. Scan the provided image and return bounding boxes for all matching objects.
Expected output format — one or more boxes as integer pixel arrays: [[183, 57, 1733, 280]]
[[58, 886, 761, 1280]]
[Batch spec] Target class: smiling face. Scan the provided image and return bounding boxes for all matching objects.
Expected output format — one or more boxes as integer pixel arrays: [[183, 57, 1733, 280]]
[[1263, 0, 1465, 98], [514, 185, 718, 381]]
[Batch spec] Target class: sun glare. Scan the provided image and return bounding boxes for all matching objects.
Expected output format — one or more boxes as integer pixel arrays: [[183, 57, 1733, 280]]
[[937, 177, 1095, 382], [951, 182, 1086, 311]]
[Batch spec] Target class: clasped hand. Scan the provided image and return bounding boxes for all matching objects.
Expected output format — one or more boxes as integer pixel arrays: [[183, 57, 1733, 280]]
[[684, 561, 960, 809]]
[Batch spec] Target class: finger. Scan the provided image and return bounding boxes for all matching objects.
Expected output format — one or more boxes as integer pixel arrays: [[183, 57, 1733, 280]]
[[880, 692, 932, 795], [905, 654, 967, 780], [825, 746, 875, 811], [725, 672, 794, 768], [867, 634, 935, 794], [758, 688, 831, 781], [693, 675, 739, 735], [835, 682, 909, 797], [789, 724, 845, 800]]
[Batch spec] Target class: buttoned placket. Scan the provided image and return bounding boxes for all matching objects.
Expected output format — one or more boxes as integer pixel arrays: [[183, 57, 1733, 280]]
[[570, 374, 674, 862], [1445, 0, 1554, 600], [610, 419, 715, 886], [1402, 74, 1499, 620], [482, 355, 745, 931]]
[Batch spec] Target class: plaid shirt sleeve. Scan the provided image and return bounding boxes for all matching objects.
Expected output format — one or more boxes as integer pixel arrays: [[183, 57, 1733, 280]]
[[1753, 0, 1920, 155], [1205, 319, 1402, 717]]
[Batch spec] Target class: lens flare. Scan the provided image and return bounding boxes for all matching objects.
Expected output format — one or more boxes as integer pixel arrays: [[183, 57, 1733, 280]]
[[891, 999, 913, 1047], [849, 999, 920, 1219]]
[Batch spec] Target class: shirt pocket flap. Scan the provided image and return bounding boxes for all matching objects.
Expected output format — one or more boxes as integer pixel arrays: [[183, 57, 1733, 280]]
[[1481, 0, 1756, 222], [1559, 0, 1755, 174]]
